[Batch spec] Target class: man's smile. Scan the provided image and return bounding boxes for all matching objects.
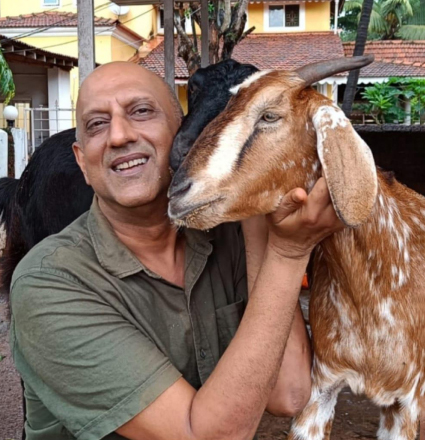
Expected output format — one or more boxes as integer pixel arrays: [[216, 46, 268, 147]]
[[110, 153, 151, 176]]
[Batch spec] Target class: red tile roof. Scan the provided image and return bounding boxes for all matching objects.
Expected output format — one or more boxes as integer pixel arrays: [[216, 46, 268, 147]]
[[344, 40, 425, 67], [0, 11, 116, 28], [140, 33, 425, 80], [140, 32, 345, 80]]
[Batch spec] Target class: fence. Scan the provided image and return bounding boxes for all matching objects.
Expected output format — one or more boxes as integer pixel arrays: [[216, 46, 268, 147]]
[[24, 105, 76, 153]]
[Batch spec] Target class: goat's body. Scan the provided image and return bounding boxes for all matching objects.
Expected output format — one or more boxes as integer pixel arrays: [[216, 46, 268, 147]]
[[290, 172, 425, 440]]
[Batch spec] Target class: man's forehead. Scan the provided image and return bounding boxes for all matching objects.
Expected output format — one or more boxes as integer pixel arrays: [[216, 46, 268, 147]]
[[77, 63, 169, 114]]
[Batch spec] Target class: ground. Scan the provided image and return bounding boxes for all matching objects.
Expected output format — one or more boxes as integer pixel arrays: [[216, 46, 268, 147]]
[[0, 292, 418, 440]]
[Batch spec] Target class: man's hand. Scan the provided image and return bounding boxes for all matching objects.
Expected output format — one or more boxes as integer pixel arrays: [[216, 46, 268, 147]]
[[267, 178, 344, 260]]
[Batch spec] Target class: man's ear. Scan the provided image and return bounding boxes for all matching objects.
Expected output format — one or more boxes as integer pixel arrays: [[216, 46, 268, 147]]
[[73, 142, 91, 186]]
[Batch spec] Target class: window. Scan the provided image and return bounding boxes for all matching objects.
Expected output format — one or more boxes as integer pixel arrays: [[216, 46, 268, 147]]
[[158, 7, 192, 34], [285, 5, 300, 27], [264, 3, 304, 31], [269, 5, 284, 28], [43, 0, 60, 6]]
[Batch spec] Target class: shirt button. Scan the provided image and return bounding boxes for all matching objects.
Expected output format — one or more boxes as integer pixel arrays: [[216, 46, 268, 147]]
[[200, 348, 206, 359]]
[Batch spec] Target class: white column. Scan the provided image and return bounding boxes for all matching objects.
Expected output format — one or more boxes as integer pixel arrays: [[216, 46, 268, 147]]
[[48, 67, 73, 135], [317, 83, 327, 97], [0, 129, 8, 177], [332, 81, 338, 104], [12, 128, 27, 179], [404, 99, 411, 125], [334, 0, 339, 34]]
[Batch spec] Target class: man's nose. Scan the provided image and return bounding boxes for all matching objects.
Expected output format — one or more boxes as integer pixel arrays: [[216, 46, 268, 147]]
[[108, 115, 138, 148]]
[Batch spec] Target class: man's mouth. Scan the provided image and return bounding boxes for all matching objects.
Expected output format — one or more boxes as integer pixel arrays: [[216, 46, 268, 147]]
[[111, 154, 150, 173]]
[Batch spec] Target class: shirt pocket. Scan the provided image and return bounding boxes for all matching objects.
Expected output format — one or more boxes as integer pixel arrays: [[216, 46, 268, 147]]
[[215, 295, 245, 356]]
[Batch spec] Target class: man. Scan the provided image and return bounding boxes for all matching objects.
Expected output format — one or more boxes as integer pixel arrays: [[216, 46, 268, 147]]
[[10, 62, 342, 440]]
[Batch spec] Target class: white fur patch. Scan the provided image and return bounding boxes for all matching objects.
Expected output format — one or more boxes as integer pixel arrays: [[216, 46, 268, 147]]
[[205, 120, 245, 179], [379, 298, 395, 326], [229, 70, 272, 95]]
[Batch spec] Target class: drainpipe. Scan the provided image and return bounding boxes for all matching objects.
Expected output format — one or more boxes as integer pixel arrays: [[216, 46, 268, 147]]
[[334, 0, 340, 34]]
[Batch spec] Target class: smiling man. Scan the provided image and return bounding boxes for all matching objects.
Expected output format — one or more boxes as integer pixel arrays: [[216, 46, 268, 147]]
[[10, 62, 342, 440]]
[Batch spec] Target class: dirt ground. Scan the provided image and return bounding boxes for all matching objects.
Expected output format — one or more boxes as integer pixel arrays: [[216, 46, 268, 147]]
[[0, 292, 418, 440]]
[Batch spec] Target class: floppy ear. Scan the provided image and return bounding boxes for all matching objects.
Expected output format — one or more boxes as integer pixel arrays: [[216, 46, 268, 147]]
[[312, 105, 378, 227]]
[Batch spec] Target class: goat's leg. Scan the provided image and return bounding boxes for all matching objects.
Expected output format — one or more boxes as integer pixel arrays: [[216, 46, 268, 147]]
[[287, 374, 343, 440], [378, 400, 420, 440]]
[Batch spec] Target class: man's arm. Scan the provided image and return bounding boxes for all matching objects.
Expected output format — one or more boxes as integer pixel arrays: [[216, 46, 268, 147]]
[[117, 179, 342, 440], [242, 215, 312, 417]]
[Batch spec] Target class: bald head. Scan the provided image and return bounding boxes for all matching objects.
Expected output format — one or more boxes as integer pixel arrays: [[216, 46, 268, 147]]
[[76, 62, 183, 142]]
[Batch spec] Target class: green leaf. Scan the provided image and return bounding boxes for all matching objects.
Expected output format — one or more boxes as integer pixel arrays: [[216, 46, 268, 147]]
[[397, 24, 425, 38], [0, 51, 15, 105]]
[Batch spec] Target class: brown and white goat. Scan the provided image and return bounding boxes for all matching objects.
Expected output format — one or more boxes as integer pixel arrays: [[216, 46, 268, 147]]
[[168, 56, 425, 440]]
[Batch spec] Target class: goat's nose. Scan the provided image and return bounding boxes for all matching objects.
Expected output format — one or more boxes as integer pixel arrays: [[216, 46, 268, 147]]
[[170, 179, 192, 198], [169, 171, 193, 198]]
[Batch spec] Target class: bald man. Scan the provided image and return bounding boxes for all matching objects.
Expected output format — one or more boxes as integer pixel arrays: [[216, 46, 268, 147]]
[[10, 62, 342, 440]]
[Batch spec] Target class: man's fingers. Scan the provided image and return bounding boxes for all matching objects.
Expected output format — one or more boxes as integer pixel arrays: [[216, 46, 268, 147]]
[[270, 188, 307, 225]]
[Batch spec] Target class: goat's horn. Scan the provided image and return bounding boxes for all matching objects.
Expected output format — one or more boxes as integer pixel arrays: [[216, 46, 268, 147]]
[[296, 55, 374, 87]]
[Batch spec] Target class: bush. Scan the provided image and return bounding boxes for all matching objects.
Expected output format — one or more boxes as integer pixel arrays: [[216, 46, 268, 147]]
[[361, 78, 425, 124]]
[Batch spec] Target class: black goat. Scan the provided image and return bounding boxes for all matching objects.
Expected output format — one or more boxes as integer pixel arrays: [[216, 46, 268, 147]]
[[0, 59, 259, 294]]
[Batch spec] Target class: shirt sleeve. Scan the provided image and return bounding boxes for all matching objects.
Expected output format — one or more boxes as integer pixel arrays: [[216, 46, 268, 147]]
[[10, 270, 182, 440]]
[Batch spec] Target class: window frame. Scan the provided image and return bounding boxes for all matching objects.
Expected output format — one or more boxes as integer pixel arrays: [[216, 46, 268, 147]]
[[263, 2, 305, 32], [157, 7, 193, 35], [42, 0, 60, 7]]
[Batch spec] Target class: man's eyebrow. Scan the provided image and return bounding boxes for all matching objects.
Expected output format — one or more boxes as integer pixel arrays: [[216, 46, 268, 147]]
[[122, 96, 157, 109]]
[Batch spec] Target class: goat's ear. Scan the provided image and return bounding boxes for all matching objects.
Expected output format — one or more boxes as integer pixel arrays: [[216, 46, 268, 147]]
[[311, 105, 377, 227]]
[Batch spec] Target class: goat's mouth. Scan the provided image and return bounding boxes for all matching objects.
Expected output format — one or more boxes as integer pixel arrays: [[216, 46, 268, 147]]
[[168, 196, 225, 227]]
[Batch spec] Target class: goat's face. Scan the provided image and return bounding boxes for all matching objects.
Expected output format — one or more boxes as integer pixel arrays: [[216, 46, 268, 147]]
[[169, 59, 377, 230]]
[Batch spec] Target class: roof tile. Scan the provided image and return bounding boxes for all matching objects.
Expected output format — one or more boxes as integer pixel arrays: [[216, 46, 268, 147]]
[[140, 32, 345, 79], [0, 11, 116, 28]]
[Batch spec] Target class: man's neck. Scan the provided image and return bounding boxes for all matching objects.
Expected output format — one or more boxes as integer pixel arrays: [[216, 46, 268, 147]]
[[98, 197, 185, 287]]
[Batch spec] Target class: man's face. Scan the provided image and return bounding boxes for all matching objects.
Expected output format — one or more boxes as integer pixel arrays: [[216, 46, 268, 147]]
[[73, 63, 181, 210]]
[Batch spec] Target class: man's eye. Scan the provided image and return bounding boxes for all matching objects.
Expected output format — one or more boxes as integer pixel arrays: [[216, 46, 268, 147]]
[[133, 107, 153, 117], [87, 120, 107, 130]]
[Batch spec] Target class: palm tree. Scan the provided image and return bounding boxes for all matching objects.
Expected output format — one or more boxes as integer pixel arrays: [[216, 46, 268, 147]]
[[0, 51, 15, 104], [342, 0, 425, 40], [342, 0, 374, 117]]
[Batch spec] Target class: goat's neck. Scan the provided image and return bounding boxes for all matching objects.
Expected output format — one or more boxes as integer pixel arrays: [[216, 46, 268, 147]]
[[314, 171, 425, 297]]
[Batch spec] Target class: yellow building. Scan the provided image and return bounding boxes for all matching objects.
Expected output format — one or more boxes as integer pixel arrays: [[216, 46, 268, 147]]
[[0, 0, 156, 106]]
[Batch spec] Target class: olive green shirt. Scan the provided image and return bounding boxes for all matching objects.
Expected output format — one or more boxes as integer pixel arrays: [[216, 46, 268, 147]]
[[10, 197, 248, 440]]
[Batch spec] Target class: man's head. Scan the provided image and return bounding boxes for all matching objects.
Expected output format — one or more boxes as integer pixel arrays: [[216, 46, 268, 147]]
[[73, 62, 183, 212]]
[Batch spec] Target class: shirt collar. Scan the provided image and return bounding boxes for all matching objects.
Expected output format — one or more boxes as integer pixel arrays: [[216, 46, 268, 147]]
[[87, 197, 214, 279]]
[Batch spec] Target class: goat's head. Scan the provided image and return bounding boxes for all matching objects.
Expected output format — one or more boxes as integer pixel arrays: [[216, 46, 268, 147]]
[[168, 56, 378, 230]]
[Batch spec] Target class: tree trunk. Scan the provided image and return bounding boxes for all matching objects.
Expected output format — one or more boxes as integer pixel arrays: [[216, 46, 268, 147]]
[[341, 0, 374, 117]]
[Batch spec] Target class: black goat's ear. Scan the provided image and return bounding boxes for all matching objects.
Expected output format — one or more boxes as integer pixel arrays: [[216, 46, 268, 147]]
[[189, 68, 207, 90], [311, 104, 377, 227]]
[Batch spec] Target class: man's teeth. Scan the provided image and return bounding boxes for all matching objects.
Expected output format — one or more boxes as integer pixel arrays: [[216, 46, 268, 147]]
[[115, 157, 148, 171]]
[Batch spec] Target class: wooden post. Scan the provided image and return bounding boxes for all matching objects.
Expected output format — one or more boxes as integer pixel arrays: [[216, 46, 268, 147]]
[[164, 0, 175, 87], [201, 0, 209, 68], [77, 0, 96, 86]]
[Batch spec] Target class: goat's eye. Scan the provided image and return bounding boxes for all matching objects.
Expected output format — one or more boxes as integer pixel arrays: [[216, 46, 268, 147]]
[[262, 112, 280, 123]]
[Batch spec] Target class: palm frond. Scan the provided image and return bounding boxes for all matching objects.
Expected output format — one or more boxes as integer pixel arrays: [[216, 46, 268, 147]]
[[344, 0, 364, 12], [368, 9, 388, 32], [382, 0, 413, 18], [0, 52, 15, 105], [397, 24, 425, 38]]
